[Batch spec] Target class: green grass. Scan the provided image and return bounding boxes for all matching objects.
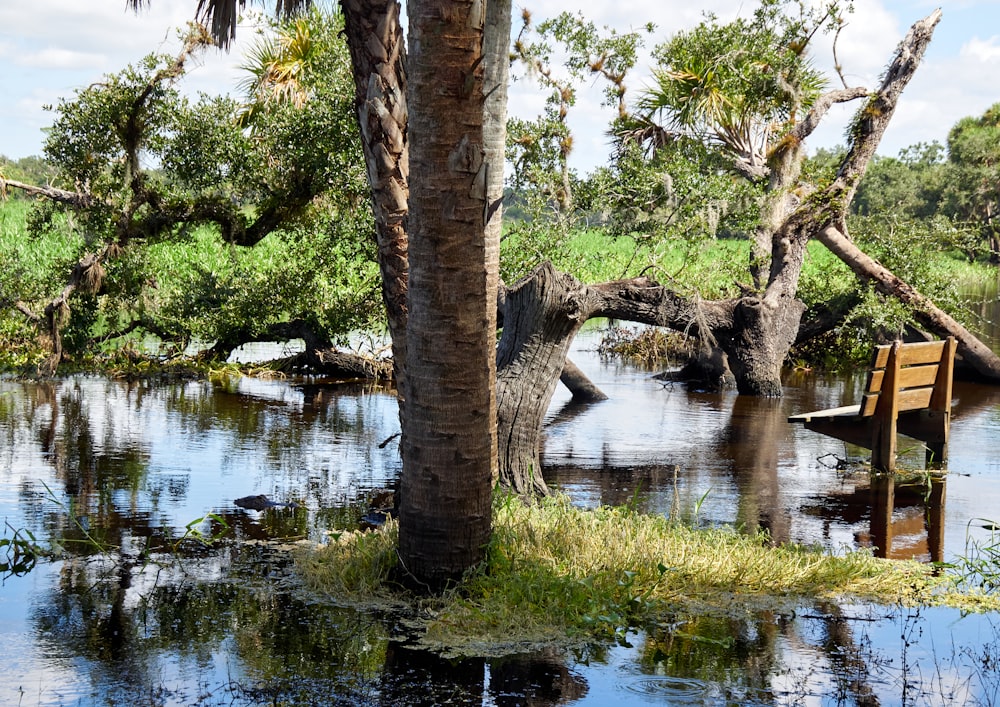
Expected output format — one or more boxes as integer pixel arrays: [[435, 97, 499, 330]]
[[4, 197, 996, 374], [295, 493, 999, 657]]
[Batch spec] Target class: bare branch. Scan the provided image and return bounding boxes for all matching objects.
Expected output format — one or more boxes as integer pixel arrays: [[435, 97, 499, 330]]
[[0, 177, 95, 207], [835, 10, 943, 200]]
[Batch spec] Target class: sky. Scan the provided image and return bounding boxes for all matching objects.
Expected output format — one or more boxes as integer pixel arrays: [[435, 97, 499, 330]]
[[1, 0, 999, 175]]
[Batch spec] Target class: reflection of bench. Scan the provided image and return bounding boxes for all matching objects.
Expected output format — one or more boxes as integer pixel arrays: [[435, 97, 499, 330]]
[[788, 338, 956, 472]]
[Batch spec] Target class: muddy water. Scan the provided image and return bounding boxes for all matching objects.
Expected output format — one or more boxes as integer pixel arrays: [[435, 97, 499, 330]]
[[2, 331, 1000, 706]]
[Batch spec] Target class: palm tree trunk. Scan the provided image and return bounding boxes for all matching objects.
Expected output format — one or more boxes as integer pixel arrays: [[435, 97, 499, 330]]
[[396, 0, 498, 588], [340, 0, 410, 391]]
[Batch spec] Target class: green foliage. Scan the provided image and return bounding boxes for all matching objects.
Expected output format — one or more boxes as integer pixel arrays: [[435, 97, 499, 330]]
[[504, 10, 655, 279], [940, 103, 1000, 257], [2, 11, 376, 369], [148, 209, 380, 353], [513, 10, 653, 113], [850, 103, 1000, 265], [853, 142, 947, 218], [638, 0, 841, 168], [582, 139, 761, 246]]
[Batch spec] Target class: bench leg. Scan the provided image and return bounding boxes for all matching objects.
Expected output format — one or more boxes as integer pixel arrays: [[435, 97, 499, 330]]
[[924, 412, 949, 469], [871, 419, 896, 473], [925, 441, 948, 468]]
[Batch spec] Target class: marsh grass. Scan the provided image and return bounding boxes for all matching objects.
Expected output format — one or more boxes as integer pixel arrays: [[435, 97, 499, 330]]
[[295, 493, 998, 656], [943, 518, 1000, 594]]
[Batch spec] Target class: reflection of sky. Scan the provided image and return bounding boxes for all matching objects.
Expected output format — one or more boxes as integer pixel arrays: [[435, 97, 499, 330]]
[[3, 340, 1000, 705]]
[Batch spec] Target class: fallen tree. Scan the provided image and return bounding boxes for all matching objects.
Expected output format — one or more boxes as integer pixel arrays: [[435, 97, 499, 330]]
[[491, 9, 1000, 493]]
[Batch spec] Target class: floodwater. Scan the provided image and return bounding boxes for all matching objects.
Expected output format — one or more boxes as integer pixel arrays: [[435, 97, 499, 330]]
[[2, 329, 1000, 706]]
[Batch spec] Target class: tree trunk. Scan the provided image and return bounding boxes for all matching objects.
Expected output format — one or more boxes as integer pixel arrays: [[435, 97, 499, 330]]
[[495, 264, 737, 493], [340, 0, 410, 391], [818, 224, 1000, 380], [497, 264, 590, 494], [719, 295, 805, 396], [396, 0, 497, 589], [726, 9, 942, 396], [560, 358, 607, 402]]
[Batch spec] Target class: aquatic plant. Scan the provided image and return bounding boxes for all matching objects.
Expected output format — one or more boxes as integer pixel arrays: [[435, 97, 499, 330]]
[[296, 492, 998, 656], [597, 325, 689, 367], [942, 518, 1000, 594], [0, 521, 48, 578]]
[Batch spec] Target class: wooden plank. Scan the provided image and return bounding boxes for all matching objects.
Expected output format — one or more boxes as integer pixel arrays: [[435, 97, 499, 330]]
[[895, 340, 947, 367], [859, 393, 879, 417], [788, 404, 862, 423], [866, 369, 885, 393], [871, 345, 892, 369], [928, 337, 956, 413], [896, 363, 940, 389], [896, 387, 934, 412]]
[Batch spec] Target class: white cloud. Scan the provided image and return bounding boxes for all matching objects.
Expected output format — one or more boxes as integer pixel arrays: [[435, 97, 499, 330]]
[[961, 35, 1000, 62], [1, 0, 996, 168], [19, 48, 108, 70], [15, 90, 63, 128]]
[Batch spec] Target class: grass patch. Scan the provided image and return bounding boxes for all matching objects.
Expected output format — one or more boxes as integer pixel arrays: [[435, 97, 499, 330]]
[[295, 493, 999, 657]]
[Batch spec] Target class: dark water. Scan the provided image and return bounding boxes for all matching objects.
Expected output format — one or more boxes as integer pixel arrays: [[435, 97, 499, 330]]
[[2, 331, 1000, 706]]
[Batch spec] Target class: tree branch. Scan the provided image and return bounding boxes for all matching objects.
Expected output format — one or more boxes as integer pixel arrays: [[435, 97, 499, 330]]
[[834, 10, 942, 205], [0, 177, 95, 207]]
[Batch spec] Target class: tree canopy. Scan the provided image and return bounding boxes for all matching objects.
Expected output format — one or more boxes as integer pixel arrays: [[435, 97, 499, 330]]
[[1, 12, 381, 373]]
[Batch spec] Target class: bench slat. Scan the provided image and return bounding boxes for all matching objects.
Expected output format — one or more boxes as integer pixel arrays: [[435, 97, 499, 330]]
[[896, 387, 934, 412], [787, 404, 861, 423], [896, 340, 948, 366], [867, 361, 941, 394], [896, 363, 941, 389], [870, 340, 946, 371]]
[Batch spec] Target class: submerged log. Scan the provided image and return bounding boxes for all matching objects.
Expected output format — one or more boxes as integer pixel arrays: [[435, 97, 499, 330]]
[[560, 358, 608, 402]]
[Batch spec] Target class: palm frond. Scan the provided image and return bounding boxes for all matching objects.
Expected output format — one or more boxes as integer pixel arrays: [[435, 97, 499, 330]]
[[182, 0, 313, 49]]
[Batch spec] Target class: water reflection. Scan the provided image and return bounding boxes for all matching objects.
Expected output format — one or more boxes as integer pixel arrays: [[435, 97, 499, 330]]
[[800, 472, 947, 562], [3, 345, 1000, 704]]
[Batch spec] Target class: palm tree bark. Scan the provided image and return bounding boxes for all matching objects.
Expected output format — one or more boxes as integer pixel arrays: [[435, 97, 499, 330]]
[[340, 0, 410, 391], [396, 0, 498, 588]]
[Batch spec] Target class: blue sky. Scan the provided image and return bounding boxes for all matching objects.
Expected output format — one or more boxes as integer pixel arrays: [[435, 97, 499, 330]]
[[1, 0, 998, 174]]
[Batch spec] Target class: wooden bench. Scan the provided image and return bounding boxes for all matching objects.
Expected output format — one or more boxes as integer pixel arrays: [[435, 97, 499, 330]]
[[788, 337, 956, 472]]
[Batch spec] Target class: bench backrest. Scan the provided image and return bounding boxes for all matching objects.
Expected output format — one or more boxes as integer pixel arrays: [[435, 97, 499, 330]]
[[858, 338, 956, 418]]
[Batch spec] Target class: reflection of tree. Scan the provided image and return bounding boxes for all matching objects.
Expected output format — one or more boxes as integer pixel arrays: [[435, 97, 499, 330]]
[[26, 541, 592, 706], [544, 462, 681, 510], [718, 395, 791, 543], [638, 610, 783, 700], [378, 643, 587, 706], [29, 545, 392, 704], [812, 602, 883, 707], [636, 603, 889, 704]]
